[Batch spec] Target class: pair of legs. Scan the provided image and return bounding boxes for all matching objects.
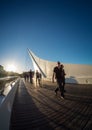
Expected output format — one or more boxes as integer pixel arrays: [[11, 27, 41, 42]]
[[55, 79, 64, 97], [30, 77, 33, 84], [36, 78, 41, 86], [63, 78, 66, 92]]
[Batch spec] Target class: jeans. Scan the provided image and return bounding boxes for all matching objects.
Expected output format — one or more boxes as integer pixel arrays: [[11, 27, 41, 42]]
[[55, 78, 64, 97]]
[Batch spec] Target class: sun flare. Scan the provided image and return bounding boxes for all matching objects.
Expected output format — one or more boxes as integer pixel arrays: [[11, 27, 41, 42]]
[[5, 64, 17, 72]]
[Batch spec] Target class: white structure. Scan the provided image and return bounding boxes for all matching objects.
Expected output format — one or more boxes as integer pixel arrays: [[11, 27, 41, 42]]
[[28, 49, 92, 84]]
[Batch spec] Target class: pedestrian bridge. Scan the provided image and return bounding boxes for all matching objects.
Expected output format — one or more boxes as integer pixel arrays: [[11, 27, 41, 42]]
[[0, 78, 92, 130]]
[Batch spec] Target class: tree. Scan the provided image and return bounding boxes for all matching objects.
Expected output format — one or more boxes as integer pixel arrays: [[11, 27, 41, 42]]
[[0, 65, 4, 72]]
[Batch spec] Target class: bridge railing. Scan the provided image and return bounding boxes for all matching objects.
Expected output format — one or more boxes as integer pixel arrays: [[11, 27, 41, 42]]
[[0, 76, 18, 95], [0, 77, 19, 130]]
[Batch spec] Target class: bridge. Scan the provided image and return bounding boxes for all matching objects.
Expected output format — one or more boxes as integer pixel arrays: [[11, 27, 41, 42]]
[[0, 77, 92, 130], [0, 49, 92, 130]]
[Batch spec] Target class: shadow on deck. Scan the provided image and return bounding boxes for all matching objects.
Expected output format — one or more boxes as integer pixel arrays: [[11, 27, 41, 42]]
[[10, 79, 92, 130]]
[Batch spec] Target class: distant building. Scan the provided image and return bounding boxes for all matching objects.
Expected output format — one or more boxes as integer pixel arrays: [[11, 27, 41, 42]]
[[28, 49, 92, 84]]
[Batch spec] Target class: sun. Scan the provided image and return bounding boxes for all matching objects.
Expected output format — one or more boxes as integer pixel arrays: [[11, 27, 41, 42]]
[[5, 64, 17, 72]]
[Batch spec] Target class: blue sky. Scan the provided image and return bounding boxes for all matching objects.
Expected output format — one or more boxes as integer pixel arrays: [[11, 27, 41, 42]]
[[0, 0, 92, 73]]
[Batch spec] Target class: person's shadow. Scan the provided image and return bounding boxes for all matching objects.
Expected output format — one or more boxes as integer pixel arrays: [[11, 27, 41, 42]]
[[65, 76, 78, 84]]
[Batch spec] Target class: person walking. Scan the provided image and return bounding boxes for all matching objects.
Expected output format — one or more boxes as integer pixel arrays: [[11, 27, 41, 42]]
[[29, 69, 33, 84], [52, 61, 64, 99], [61, 64, 66, 92], [36, 70, 42, 87]]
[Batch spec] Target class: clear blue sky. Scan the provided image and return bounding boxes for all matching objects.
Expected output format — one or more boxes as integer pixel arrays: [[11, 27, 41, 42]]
[[0, 0, 92, 73]]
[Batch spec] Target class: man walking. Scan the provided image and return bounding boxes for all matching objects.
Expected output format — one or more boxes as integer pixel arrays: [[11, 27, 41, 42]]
[[52, 61, 65, 99], [36, 70, 42, 87]]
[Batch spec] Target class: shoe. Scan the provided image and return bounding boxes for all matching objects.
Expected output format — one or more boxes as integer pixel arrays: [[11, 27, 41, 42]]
[[55, 90, 57, 95], [60, 96, 64, 99]]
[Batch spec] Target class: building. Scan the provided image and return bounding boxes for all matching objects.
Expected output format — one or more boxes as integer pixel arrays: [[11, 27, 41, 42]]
[[28, 49, 92, 84]]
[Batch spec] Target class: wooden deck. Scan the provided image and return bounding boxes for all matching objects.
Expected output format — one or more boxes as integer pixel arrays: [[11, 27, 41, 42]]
[[10, 78, 92, 130]]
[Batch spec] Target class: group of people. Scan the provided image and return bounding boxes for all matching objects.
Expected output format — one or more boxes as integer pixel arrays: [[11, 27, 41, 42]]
[[52, 61, 66, 99], [23, 69, 34, 83], [23, 69, 42, 86], [24, 61, 66, 99]]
